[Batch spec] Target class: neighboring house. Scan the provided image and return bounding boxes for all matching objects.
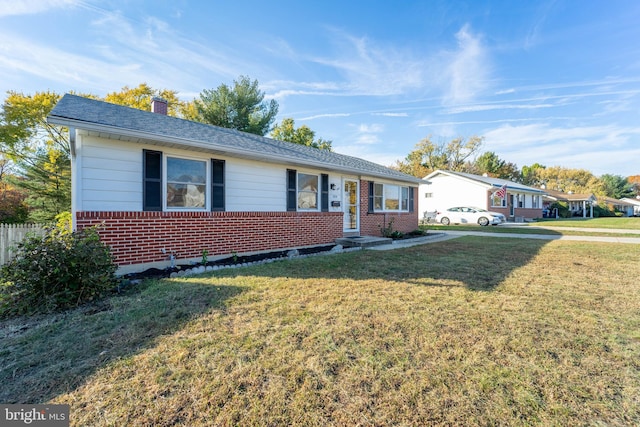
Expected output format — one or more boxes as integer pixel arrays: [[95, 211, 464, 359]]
[[621, 197, 640, 216], [601, 197, 636, 217], [419, 170, 544, 221], [542, 188, 597, 218], [47, 94, 422, 273]]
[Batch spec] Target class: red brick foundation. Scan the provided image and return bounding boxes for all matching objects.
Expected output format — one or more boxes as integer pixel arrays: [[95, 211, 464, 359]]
[[359, 182, 419, 236], [76, 211, 343, 267]]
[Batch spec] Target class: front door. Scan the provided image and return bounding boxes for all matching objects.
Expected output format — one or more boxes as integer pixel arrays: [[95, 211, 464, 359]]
[[343, 179, 359, 231], [509, 194, 515, 217]]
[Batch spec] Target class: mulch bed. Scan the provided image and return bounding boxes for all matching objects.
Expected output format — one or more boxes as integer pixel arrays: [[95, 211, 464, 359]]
[[123, 244, 338, 281]]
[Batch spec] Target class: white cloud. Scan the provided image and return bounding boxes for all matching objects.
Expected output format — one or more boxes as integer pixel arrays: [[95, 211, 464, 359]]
[[297, 113, 351, 121], [372, 112, 408, 117], [358, 124, 384, 133], [0, 0, 78, 17], [445, 102, 556, 114], [483, 123, 640, 175], [441, 25, 490, 105], [309, 29, 427, 97]]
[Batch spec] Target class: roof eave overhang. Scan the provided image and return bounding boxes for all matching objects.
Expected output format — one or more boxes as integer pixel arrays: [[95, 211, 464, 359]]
[[48, 115, 422, 185], [425, 170, 544, 193]]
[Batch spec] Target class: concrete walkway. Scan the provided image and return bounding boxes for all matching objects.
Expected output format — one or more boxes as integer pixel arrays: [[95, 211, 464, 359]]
[[367, 227, 640, 251], [499, 224, 640, 235]]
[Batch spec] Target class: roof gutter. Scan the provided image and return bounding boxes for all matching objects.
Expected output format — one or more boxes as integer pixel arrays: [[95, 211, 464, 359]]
[[48, 115, 424, 185]]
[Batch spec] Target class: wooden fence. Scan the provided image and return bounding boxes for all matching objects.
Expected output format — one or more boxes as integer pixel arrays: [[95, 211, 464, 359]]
[[0, 224, 47, 265]]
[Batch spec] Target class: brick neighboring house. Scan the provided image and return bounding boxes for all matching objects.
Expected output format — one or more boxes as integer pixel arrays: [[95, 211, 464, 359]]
[[48, 94, 422, 274], [419, 170, 545, 221]]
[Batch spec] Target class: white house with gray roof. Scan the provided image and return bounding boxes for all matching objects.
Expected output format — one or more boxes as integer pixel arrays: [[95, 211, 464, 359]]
[[48, 94, 422, 273], [419, 170, 545, 222]]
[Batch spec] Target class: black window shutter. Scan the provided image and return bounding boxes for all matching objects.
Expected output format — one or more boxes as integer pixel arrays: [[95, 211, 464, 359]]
[[321, 174, 329, 212], [286, 169, 297, 211], [368, 181, 374, 213], [211, 159, 225, 211], [409, 187, 415, 212], [143, 149, 162, 211]]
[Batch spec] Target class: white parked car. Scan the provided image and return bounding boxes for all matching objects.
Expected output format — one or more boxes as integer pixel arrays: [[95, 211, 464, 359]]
[[436, 207, 506, 226]]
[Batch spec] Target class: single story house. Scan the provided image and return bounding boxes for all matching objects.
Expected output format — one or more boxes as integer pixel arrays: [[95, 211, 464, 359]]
[[621, 197, 640, 216], [47, 94, 422, 274], [600, 197, 636, 217], [419, 170, 544, 221], [542, 188, 597, 218]]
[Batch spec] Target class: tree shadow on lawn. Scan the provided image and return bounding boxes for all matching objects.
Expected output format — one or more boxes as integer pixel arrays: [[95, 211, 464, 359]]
[[0, 280, 247, 404], [249, 236, 555, 291]]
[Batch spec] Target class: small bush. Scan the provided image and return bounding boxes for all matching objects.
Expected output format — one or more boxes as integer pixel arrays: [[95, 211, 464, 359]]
[[593, 204, 616, 218], [0, 226, 117, 317]]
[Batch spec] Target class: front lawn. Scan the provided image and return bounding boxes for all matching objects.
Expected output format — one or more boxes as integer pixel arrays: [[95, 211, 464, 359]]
[[2, 237, 639, 425], [533, 217, 640, 229]]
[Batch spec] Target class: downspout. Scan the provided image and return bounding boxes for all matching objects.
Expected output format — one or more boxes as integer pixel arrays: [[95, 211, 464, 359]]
[[69, 127, 77, 231]]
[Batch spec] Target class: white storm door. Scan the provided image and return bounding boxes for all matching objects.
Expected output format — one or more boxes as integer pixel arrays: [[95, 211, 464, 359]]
[[343, 179, 359, 231]]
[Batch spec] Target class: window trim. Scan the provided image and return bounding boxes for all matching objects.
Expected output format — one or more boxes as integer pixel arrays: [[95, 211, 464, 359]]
[[491, 193, 507, 208], [286, 170, 329, 212], [369, 182, 412, 213], [164, 155, 209, 211], [297, 172, 320, 211]]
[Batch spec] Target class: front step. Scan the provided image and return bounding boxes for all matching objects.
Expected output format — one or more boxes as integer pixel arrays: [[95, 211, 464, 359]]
[[335, 236, 393, 248]]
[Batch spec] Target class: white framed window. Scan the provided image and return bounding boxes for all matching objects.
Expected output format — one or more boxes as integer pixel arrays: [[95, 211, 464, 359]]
[[297, 173, 319, 210], [491, 194, 506, 207], [532, 195, 539, 208], [424, 192, 433, 198], [372, 183, 410, 212], [165, 156, 207, 209]]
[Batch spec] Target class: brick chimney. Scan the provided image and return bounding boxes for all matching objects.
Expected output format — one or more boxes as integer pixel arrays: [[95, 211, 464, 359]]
[[151, 97, 168, 115]]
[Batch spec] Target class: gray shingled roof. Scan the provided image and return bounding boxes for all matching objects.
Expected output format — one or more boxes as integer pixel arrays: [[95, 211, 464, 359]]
[[426, 170, 546, 193], [48, 94, 422, 184]]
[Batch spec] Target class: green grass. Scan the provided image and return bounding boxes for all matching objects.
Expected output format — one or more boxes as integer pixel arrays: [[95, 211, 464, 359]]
[[424, 216, 640, 236], [533, 217, 640, 229], [2, 237, 639, 426]]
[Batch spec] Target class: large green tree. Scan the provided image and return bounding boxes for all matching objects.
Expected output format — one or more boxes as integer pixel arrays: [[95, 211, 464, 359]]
[[599, 174, 635, 199], [104, 83, 189, 118], [535, 166, 602, 195], [0, 85, 187, 221], [11, 149, 71, 222], [394, 135, 484, 178], [0, 91, 68, 165], [628, 175, 640, 197], [521, 163, 546, 187], [270, 118, 332, 151], [194, 76, 278, 136], [472, 151, 520, 180], [0, 158, 28, 223], [0, 91, 70, 221]]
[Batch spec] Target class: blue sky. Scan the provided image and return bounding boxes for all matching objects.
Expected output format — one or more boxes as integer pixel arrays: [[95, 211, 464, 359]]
[[1, 0, 639, 177]]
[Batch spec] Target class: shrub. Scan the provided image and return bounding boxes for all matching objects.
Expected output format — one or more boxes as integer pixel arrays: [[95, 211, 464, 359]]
[[593, 204, 615, 218], [380, 218, 404, 239], [550, 201, 571, 218], [0, 226, 117, 317]]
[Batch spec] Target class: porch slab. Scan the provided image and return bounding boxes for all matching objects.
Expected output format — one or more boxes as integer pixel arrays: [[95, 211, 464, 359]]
[[335, 236, 393, 248]]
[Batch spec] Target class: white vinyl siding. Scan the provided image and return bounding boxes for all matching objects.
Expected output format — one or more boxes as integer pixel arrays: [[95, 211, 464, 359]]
[[418, 175, 488, 214], [77, 134, 329, 213], [78, 135, 142, 211], [225, 160, 285, 212]]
